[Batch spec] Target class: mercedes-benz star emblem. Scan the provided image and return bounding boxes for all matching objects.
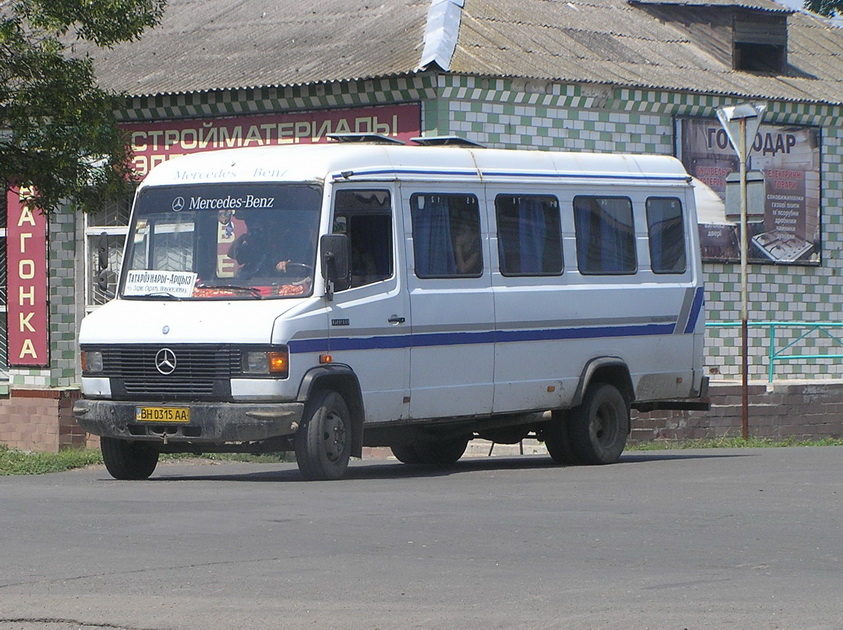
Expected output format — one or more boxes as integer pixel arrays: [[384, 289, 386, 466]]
[[171, 196, 185, 212], [154, 348, 177, 375]]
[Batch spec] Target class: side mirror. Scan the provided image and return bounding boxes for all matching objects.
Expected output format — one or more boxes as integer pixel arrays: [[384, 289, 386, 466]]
[[320, 234, 351, 299]]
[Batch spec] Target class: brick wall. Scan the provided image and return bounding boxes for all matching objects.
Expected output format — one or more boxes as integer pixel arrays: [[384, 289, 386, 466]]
[[632, 381, 843, 443], [0, 388, 96, 453]]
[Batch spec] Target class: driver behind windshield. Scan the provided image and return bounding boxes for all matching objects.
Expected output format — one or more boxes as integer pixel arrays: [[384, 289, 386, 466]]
[[227, 210, 316, 281]]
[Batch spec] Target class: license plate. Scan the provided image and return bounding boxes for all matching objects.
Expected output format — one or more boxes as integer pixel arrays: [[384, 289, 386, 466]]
[[135, 406, 190, 423]]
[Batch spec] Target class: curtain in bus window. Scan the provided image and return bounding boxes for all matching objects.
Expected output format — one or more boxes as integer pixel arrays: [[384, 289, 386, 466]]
[[496, 195, 562, 275], [646, 197, 686, 273], [411, 194, 457, 277], [518, 198, 547, 274], [574, 196, 635, 274]]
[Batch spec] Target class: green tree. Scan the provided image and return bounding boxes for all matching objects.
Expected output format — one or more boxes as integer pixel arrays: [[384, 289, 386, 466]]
[[1, 0, 165, 213], [804, 0, 841, 17]]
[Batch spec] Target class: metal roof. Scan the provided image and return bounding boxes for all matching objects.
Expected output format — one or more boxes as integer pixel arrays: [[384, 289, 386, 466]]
[[79, 0, 843, 106], [78, 0, 430, 95], [450, 0, 843, 104], [630, 0, 791, 11]]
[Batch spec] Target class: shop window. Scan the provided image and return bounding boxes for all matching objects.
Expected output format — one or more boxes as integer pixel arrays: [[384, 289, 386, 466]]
[[86, 193, 133, 309]]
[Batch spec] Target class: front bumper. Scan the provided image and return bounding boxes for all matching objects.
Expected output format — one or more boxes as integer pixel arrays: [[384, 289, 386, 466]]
[[73, 399, 304, 444]]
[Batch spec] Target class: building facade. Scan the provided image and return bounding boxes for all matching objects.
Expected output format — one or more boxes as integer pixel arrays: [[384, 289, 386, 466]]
[[3, 0, 843, 449]]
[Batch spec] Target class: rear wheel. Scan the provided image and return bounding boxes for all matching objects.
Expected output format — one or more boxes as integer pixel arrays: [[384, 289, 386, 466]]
[[294, 390, 352, 480], [568, 383, 629, 464], [542, 409, 579, 465], [100, 437, 159, 480]]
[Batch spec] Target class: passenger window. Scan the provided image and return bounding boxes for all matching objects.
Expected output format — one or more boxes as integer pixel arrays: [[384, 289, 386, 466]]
[[411, 193, 482, 278], [495, 195, 563, 276], [573, 196, 636, 275], [646, 197, 687, 274], [333, 190, 393, 288]]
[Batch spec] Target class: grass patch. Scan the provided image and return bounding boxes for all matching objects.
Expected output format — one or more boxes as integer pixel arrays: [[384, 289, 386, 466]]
[[0, 444, 291, 476], [0, 444, 102, 476], [630, 436, 843, 450]]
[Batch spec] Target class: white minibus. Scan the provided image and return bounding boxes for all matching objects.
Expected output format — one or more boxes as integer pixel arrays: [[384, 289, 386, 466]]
[[74, 137, 708, 480]]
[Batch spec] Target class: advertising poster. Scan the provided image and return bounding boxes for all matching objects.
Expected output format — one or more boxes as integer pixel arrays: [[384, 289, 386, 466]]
[[123, 103, 423, 178], [6, 187, 49, 367], [678, 117, 821, 265]]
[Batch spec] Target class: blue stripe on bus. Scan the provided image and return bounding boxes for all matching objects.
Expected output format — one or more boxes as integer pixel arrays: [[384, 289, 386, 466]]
[[289, 321, 678, 354], [684, 288, 705, 334]]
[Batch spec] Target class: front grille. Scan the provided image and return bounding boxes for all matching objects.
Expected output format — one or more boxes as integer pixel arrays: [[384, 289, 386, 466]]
[[101, 345, 240, 400]]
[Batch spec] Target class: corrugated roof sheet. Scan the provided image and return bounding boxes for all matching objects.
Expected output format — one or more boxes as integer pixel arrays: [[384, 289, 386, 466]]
[[631, 0, 791, 12], [450, 0, 843, 104], [78, 0, 843, 105], [78, 0, 429, 95]]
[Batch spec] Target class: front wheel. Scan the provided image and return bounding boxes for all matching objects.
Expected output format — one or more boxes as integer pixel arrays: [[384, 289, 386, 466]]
[[100, 437, 159, 480], [567, 383, 629, 465], [294, 390, 352, 480]]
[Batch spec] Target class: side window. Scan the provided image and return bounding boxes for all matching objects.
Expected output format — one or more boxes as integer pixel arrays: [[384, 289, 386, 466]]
[[411, 193, 482, 278], [495, 194, 563, 276], [573, 196, 636, 275], [646, 197, 687, 274], [333, 190, 393, 288]]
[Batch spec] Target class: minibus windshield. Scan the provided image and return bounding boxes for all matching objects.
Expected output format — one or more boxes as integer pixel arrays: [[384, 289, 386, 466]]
[[120, 183, 323, 300]]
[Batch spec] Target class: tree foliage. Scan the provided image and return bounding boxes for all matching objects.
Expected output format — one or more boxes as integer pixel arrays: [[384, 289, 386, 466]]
[[0, 0, 165, 213], [804, 0, 841, 17]]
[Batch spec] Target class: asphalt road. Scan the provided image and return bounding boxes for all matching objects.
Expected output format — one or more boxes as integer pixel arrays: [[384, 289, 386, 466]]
[[1, 446, 841, 630]]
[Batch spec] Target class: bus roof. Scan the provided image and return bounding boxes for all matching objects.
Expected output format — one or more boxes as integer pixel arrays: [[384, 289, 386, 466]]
[[139, 143, 692, 188]]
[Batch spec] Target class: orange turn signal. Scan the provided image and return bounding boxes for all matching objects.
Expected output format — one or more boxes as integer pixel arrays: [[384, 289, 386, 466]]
[[268, 351, 288, 375]]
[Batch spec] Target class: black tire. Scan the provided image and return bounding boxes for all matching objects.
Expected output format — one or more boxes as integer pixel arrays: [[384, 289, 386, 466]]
[[390, 443, 423, 464], [390, 437, 468, 466], [542, 409, 579, 465], [416, 437, 469, 465], [568, 383, 629, 465], [294, 390, 352, 480], [100, 437, 159, 480]]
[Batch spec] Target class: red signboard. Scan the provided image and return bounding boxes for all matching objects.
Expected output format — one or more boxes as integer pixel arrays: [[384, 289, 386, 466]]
[[6, 187, 49, 367], [123, 103, 422, 177]]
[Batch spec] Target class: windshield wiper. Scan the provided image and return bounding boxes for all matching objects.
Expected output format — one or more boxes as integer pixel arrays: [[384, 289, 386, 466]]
[[136, 291, 185, 300]]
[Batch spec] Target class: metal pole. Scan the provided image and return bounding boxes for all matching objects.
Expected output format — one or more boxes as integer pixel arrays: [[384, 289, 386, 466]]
[[739, 118, 749, 440]]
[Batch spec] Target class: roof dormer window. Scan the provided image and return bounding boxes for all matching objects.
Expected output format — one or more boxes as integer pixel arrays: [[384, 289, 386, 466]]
[[733, 13, 788, 73], [628, 0, 791, 76]]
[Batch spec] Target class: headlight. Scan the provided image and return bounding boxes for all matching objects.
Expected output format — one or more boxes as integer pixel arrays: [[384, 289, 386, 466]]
[[243, 349, 288, 377], [82, 350, 104, 373]]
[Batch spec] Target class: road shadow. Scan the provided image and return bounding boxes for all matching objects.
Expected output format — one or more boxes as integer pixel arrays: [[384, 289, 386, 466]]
[[131, 449, 751, 483]]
